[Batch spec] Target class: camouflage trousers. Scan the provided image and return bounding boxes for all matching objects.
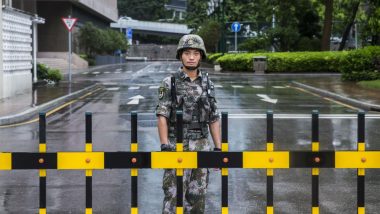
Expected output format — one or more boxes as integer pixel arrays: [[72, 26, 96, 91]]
[[162, 138, 212, 214]]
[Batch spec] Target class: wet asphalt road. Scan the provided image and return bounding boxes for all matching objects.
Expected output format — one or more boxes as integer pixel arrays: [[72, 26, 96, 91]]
[[0, 61, 380, 213]]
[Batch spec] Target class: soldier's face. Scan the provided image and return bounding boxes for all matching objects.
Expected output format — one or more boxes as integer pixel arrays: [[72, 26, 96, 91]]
[[181, 49, 201, 70]]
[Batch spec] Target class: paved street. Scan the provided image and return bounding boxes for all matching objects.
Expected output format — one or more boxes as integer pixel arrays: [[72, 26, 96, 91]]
[[0, 62, 380, 213]]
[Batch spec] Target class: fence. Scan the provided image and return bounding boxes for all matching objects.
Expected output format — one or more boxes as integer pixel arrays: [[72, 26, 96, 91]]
[[0, 110, 379, 214]]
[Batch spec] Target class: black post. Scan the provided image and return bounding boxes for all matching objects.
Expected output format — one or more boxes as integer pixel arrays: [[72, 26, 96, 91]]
[[266, 110, 274, 213], [85, 112, 92, 213], [221, 112, 228, 211], [39, 113, 46, 213], [131, 112, 138, 212]]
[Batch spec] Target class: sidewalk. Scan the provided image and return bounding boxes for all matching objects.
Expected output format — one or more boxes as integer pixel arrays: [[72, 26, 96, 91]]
[[292, 75, 380, 112]]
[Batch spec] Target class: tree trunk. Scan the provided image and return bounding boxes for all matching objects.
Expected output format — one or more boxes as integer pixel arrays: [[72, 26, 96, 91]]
[[321, 0, 333, 51], [339, 1, 360, 50]]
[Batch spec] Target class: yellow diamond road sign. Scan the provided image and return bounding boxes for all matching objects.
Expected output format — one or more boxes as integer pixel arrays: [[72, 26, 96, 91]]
[[62, 17, 78, 32]]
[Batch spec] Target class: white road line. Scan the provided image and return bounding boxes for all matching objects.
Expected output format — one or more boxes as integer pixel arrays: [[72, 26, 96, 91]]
[[228, 114, 380, 119], [104, 71, 111, 74], [232, 85, 244, 88], [159, 70, 166, 73], [273, 86, 286, 89], [114, 71, 121, 74], [148, 70, 154, 73], [103, 82, 117, 86], [83, 72, 89, 75], [149, 85, 160, 89], [252, 85, 264, 89], [128, 86, 140, 90], [106, 87, 120, 91], [93, 71, 100, 75], [214, 85, 223, 88]]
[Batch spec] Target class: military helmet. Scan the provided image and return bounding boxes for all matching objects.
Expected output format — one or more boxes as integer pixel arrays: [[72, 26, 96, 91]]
[[176, 34, 207, 60]]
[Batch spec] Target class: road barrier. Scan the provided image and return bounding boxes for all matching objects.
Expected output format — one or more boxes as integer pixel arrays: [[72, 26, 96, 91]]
[[0, 111, 379, 214]]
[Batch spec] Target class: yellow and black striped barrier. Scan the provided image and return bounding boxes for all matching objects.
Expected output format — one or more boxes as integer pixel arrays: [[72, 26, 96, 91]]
[[0, 111, 379, 213]]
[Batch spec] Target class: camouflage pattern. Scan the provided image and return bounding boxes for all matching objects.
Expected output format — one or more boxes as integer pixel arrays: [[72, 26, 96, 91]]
[[162, 138, 212, 214], [155, 69, 219, 128], [156, 68, 219, 213], [176, 34, 207, 60]]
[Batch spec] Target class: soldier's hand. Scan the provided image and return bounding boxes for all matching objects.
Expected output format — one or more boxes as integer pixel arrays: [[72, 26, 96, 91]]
[[160, 143, 172, 151]]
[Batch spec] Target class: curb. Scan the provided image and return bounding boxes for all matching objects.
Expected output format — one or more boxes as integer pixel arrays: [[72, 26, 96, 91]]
[[0, 83, 102, 126], [292, 81, 380, 112]]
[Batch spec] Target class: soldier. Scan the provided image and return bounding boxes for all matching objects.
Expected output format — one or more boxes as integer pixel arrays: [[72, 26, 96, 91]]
[[156, 34, 221, 214]]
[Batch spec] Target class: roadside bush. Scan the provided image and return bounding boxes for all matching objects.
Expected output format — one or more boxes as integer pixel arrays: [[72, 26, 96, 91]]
[[340, 46, 380, 81], [37, 63, 49, 80], [216, 51, 347, 73], [37, 63, 63, 83], [46, 69, 63, 83], [207, 53, 224, 63], [238, 36, 271, 52]]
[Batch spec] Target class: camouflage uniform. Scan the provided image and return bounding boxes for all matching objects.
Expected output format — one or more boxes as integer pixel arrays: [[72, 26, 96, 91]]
[[156, 68, 219, 214]]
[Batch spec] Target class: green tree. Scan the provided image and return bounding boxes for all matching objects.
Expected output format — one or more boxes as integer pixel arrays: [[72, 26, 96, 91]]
[[321, 0, 334, 51], [79, 22, 128, 57], [118, 0, 169, 21], [197, 20, 221, 53]]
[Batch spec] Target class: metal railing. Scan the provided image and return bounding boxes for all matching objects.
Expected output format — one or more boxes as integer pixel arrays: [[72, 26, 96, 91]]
[[0, 111, 378, 214]]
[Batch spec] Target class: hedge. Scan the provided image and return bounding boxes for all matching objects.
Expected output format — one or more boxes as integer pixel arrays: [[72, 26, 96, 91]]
[[339, 46, 380, 81], [214, 51, 348, 73]]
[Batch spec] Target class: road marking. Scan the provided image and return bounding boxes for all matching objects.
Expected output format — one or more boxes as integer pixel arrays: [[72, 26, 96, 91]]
[[252, 85, 264, 89], [106, 87, 119, 91], [232, 85, 244, 88], [273, 86, 286, 89], [127, 95, 145, 105], [0, 87, 103, 128], [148, 70, 154, 73], [93, 71, 100, 75], [159, 70, 166, 73], [214, 85, 223, 88], [104, 71, 111, 74], [257, 94, 278, 104], [228, 113, 380, 119], [290, 86, 358, 110], [114, 71, 121, 74], [126, 70, 133, 73], [116, 68, 122, 71], [149, 85, 160, 89], [128, 86, 140, 90], [102, 82, 117, 86], [83, 72, 89, 75]]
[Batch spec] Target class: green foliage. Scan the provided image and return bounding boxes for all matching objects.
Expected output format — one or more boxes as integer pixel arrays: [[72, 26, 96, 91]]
[[238, 36, 271, 52], [340, 46, 380, 81], [117, 0, 169, 21], [357, 80, 380, 90], [216, 51, 347, 73], [78, 22, 128, 57], [46, 69, 63, 83], [37, 64, 63, 83], [296, 37, 321, 51], [207, 53, 224, 63], [37, 63, 49, 80], [197, 20, 221, 53]]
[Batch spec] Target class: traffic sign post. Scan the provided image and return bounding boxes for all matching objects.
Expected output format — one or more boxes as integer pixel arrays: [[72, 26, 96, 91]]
[[231, 22, 241, 51], [62, 16, 78, 83]]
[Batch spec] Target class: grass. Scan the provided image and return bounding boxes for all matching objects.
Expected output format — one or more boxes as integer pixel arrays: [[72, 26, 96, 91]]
[[357, 80, 380, 90]]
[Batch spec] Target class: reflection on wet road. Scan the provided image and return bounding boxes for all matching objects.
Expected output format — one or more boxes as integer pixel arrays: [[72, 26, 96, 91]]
[[0, 62, 379, 213]]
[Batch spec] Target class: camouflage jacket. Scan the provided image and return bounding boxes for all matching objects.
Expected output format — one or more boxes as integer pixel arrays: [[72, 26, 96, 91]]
[[156, 69, 219, 137]]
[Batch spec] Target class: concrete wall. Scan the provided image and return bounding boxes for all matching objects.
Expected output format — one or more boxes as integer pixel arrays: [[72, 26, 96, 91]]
[[1, 8, 33, 99], [37, 1, 71, 52], [128, 44, 177, 60], [0, 7, 3, 99], [78, 0, 118, 21]]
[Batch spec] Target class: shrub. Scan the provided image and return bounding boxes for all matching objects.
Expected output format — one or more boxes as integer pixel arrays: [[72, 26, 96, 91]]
[[37, 63, 49, 80], [207, 53, 224, 63], [216, 51, 347, 73], [238, 36, 271, 52], [37, 63, 63, 83], [340, 46, 380, 81], [46, 69, 63, 83]]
